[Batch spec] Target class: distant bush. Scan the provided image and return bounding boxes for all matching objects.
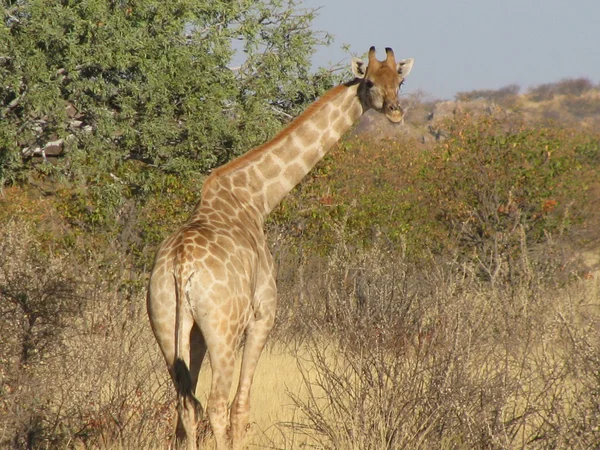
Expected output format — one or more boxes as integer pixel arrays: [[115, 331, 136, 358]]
[[528, 83, 556, 102], [528, 78, 595, 101], [555, 78, 595, 96], [455, 84, 520, 107], [421, 115, 576, 269], [562, 96, 600, 119]]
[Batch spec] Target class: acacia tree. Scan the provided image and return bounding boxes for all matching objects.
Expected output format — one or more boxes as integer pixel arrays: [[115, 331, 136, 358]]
[[0, 0, 337, 186]]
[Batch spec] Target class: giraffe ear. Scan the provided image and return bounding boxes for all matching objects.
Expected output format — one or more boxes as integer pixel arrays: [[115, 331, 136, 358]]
[[351, 57, 367, 79], [396, 58, 414, 79]]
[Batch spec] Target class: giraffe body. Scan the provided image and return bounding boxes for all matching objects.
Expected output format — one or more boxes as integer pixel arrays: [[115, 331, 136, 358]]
[[147, 47, 414, 450]]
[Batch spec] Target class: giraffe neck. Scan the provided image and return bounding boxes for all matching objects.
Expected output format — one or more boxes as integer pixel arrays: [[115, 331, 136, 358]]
[[201, 81, 364, 221]]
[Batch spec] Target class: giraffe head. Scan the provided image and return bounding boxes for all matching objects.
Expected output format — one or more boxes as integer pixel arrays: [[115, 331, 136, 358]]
[[352, 46, 414, 123]]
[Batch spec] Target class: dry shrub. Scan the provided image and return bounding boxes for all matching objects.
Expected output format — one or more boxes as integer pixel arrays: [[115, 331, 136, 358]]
[[0, 219, 81, 448], [0, 220, 81, 368], [0, 220, 172, 449], [273, 227, 420, 346], [279, 228, 600, 449]]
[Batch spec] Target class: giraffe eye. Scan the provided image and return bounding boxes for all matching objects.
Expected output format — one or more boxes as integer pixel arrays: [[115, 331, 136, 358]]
[[365, 80, 374, 88]]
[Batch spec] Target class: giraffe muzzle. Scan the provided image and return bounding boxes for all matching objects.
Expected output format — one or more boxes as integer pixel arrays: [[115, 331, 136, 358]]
[[385, 102, 405, 123]]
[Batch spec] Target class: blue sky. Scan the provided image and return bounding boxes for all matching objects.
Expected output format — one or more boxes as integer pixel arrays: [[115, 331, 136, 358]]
[[302, 0, 600, 99]]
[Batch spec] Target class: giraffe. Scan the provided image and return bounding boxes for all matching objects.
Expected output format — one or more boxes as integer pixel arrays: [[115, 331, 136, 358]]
[[147, 46, 414, 450]]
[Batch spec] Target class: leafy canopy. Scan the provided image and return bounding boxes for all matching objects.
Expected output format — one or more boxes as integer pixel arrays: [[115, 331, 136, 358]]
[[0, 0, 338, 187]]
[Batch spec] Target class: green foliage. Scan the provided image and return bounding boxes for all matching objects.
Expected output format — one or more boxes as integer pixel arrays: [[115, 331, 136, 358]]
[[425, 115, 598, 241], [0, 0, 337, 205], [270, 135, 428, 254], [273, 114, 600, 270]]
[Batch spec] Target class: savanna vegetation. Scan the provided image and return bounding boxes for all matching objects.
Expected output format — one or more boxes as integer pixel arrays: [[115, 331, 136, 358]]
[[2, 1, 600, 449]]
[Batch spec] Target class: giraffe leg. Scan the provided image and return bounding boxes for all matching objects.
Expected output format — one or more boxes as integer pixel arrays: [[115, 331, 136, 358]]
[[230, 315, 275, 450], [205, 341, 236, 450]]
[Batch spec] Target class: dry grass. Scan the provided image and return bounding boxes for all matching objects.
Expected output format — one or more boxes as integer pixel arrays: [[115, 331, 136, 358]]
[[277, 243, 600, 450], [192, 344, 315, 450], [2, 218, 600, 450]]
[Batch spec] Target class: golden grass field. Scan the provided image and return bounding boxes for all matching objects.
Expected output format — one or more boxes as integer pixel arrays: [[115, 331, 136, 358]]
[[194, 344, 314, 450], [2, 216, 599, 449]]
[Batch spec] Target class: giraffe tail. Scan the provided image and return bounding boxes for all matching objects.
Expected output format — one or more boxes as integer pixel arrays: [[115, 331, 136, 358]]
[[172, 266, 201, 410], [173, 358, 194, 398]]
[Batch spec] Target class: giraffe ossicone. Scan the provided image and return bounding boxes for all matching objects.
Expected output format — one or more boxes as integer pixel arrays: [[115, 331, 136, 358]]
[[147, 46, 414, 450]]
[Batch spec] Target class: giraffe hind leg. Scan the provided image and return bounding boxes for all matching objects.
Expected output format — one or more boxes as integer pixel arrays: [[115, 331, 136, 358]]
[[230, 318, 273, 450]]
